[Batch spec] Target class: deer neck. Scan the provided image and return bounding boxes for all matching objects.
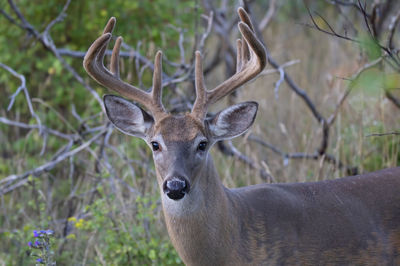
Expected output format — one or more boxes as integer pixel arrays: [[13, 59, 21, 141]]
[[161, 155, 239, 265]]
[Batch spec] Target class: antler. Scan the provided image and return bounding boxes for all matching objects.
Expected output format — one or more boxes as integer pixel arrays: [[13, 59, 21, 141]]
[[84, 8, 266, 122], [191, 7, 267, 120], [83, 17, 167, 121]]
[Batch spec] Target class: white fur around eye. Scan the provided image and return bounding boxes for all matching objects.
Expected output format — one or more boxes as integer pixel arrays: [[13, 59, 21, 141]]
[[149, 135, 167, 152]]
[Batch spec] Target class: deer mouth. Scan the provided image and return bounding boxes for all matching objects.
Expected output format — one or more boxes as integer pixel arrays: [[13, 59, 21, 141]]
[[163, 177, 190, 200]]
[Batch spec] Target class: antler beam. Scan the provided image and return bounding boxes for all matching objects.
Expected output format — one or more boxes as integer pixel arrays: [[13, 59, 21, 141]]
[[83, 17, 167, 120], [191, 7, 267, 120]]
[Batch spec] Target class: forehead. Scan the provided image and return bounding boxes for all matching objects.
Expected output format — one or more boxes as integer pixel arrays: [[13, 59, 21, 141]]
[[154, 114, 205, 141]]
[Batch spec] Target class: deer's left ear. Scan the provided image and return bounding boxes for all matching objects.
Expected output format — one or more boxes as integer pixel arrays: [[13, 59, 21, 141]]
[[207, 101, 258, 140]]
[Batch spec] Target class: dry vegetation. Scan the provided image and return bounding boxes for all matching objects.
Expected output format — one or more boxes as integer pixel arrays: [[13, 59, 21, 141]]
[[214, 2, 400, 185]]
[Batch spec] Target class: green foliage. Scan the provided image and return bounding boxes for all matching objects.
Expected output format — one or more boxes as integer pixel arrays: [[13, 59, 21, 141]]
[[359, 34, 382, 61], [0, 0, 201, 127], [350, 68, 383, 98], [0, 191, 181, 265], [349, 68, 400, 104], [0, 1, 198, 264], [65, 193, 182, 265], [1, 226, 33, 266]]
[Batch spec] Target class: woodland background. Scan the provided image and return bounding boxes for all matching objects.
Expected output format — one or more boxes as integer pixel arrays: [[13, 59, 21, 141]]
[[1, 0, 399, 265]]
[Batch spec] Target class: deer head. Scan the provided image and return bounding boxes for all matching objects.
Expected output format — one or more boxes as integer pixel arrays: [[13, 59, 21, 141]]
[[83, 8, 266, 202]]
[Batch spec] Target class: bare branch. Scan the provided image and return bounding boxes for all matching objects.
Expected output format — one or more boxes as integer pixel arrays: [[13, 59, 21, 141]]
[[327, 88, 351, 126], [387, 10, 400, 50], [305, 5, 359, 43], [197, 11, 214, 53], [217, 141, 274, 182], [247, 134, 358, 175], [43, 0, 71, 35], [0, 127, 107, 196], [268, 56, 325, 123], [385, 90, 400, 109], [258, 0, 277, 31], [0, 116, 106, 141], [326, 0, 365, 14], [366, 132, 400, 137], [0, 63, 42, 131], [168, 24, 187, 65], [247, 134, 284, 156], [260, 59, 300, 76]]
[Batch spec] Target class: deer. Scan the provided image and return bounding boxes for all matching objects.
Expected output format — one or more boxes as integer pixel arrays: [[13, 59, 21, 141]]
[[83, 7, 400, 266]]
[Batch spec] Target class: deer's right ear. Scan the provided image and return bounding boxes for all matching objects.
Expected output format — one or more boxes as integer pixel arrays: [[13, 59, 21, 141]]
[[207, 101, 258, 141], [104, 95, 154, 139]]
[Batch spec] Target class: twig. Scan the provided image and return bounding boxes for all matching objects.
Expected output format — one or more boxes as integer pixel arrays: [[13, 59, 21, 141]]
[[247, 134, 358, 175], [217, 141, 274, 182], [268, 56, 325, 123], [385, 90, 400, 109], [260, 59, 300, 76], [0, 117, 75, 140], [0, 62, 42, 133], [328, 56, 383, 125], [258, 0, 277, 31], [43, 0, 71, 35], [305, 5, 359, 43], [197, 11, 214, 53], [326, 0, 365, 14], [387, 10, 400, 50], [327, 88, 351, 126], [366, 132, 400, 137], [167, 24, 187, 66]]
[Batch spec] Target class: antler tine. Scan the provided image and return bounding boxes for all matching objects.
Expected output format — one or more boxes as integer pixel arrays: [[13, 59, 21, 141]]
[[191, 51, 207, 119], [97, 17, 116, 61], [207, 7, 267, 104], [191, 7, 267, 120], [151, 51, 166, 114], [110, 36, 122, 78], [83, 17, 167, 120], [237, 6, 255, 32], [236, 39, 244, 73]]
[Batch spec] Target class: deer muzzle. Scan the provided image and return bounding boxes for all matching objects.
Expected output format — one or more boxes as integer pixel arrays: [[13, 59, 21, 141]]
[[163, 177, 190, 200]]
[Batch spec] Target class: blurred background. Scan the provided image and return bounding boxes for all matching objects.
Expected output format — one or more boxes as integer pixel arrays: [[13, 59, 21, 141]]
[[1, 0, 399, 264]]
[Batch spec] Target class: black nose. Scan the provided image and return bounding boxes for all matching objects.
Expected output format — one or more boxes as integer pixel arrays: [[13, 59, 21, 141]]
[[163, 178, 189, 200]]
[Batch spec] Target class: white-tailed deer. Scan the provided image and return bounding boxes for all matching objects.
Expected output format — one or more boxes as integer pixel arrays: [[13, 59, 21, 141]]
[[84, 8, 400, 265]]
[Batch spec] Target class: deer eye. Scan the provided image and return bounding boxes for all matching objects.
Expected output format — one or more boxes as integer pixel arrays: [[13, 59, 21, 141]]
[[151, 141, 161, 151], [197, 141, 208, 151]]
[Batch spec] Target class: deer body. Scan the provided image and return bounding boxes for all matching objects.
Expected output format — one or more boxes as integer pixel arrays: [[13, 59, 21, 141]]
[[163, 162, 400, 265], [83, 8, 400, 265]]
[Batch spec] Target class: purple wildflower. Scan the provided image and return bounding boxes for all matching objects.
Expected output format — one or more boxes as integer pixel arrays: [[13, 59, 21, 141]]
[[33, 230, 39, 237], [28, 241, 32, 247], [36, 258, 44, 264], [34, 240, 41, 246]]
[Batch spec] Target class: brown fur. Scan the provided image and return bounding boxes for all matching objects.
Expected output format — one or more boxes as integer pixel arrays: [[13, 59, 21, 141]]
[[154, 114, 205, 141], [163, 164, 400, 265]]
